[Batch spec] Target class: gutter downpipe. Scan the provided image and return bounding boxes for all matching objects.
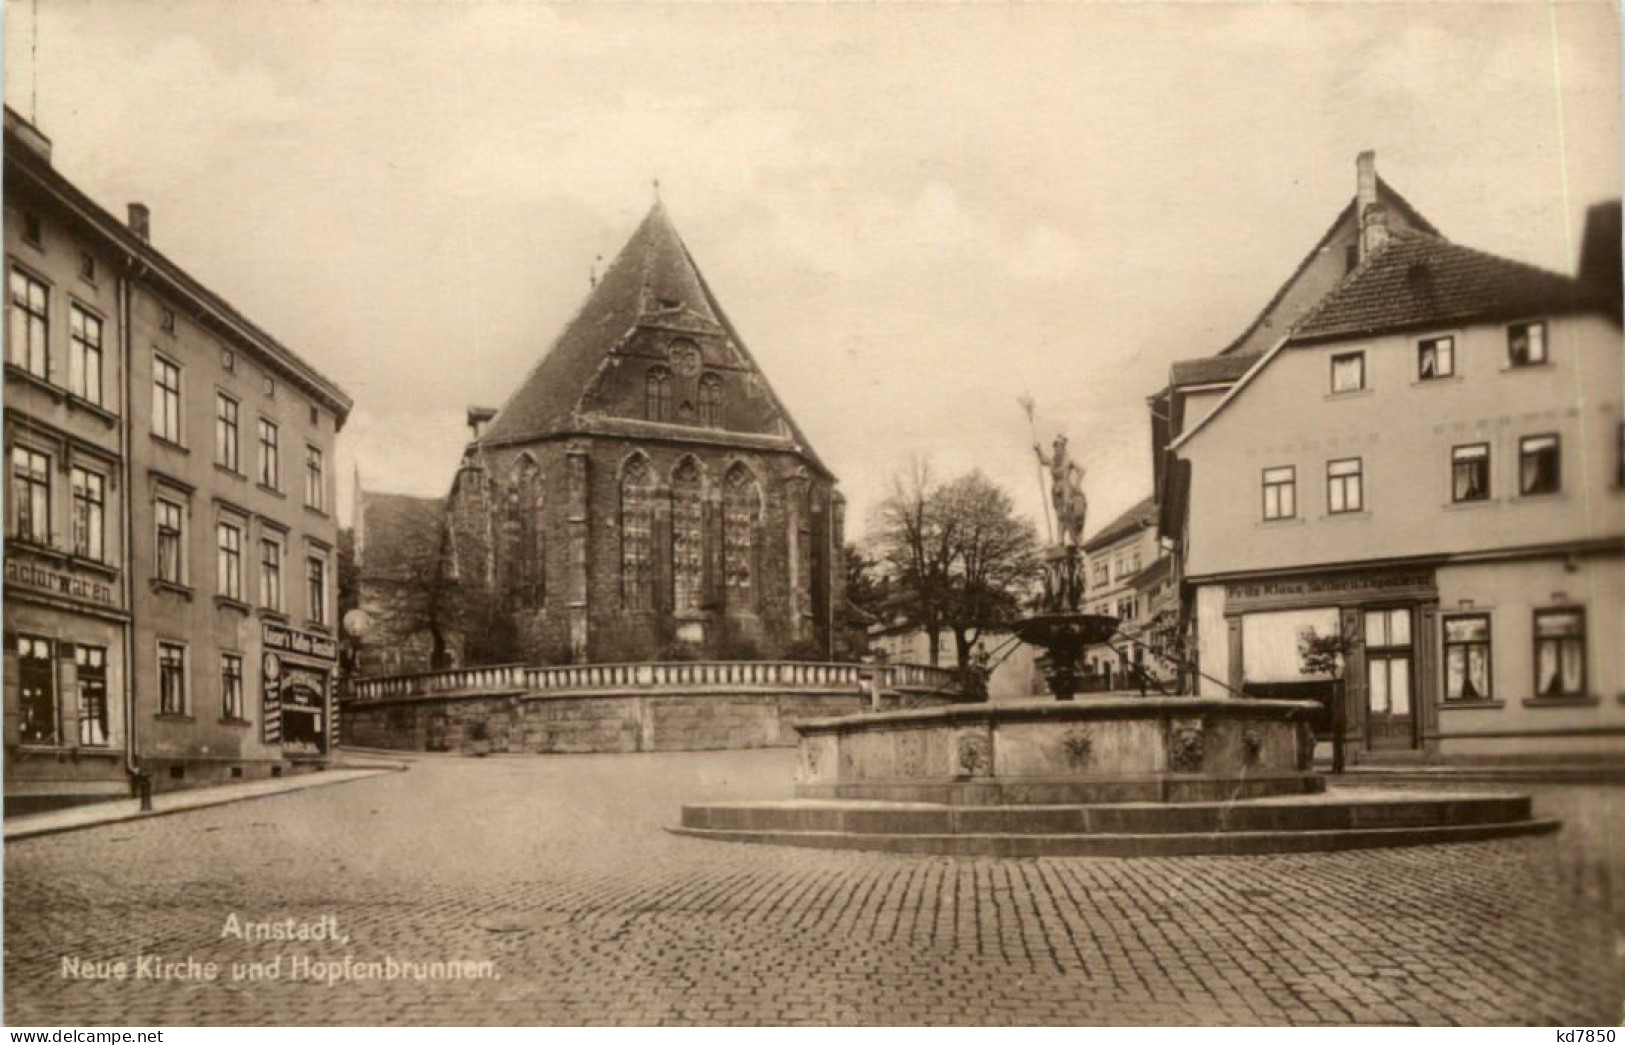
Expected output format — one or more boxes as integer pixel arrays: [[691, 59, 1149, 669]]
[[118, 255, 146, 792]]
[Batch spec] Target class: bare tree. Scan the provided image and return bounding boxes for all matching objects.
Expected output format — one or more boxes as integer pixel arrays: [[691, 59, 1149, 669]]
[[872, 459, 958, 666]]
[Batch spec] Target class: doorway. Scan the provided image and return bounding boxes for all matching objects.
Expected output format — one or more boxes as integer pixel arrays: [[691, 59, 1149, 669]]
[[1363, 607, 1415, 749]]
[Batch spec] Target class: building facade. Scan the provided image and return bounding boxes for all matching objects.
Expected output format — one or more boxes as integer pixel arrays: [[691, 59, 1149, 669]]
[[4, 114, 133, 812], [445, 202, 843, 665], [1079, 496, 1175, 688], [1169, 201, 1622, 759], [4, 108, 353, 805]]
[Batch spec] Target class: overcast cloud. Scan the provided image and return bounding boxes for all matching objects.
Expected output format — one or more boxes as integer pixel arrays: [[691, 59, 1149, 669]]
[[6, 1, 1618, 543]]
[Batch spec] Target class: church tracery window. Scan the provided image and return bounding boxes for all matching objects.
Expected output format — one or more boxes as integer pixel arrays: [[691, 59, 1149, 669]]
[[723, 463, 761, 602], [672, 458, 705, 612], [645, 367, 672, 422], [514, 459, 544, 609], [699, 373, 724, 428], [620, 456, 654, 610]]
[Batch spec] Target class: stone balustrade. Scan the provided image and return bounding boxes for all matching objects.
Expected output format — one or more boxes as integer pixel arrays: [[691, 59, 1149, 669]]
[[345, 660, 962, 704]]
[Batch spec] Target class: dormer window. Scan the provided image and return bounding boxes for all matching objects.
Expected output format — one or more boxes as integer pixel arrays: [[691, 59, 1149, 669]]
[[645, 366, 672, 422]]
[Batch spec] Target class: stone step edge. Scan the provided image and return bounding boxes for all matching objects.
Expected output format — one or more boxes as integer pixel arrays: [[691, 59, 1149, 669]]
[[666, 818, 1562, 856]]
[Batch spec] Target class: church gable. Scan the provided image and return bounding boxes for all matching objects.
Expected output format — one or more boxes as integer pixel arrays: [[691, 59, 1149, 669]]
[[479, 200, 827, 473]]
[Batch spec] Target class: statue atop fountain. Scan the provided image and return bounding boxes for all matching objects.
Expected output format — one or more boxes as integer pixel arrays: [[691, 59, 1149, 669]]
[[1016, 428, 1117, 699]]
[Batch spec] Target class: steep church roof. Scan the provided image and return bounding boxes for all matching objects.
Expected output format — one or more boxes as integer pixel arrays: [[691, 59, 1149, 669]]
[[479, 202, 829, 474]]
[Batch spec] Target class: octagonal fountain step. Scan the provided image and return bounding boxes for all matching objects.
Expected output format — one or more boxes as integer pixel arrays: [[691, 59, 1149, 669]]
[[670, 789, 1560, 856]]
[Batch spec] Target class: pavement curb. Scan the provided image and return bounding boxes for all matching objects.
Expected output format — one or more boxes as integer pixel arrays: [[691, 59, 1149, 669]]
[[4, 764, 407, 843]]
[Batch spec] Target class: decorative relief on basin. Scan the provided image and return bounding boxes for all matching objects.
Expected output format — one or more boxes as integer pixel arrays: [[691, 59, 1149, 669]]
[[1242, 729, 1264, 767], [956, 732, 992, 777], [896, 730, 928, 778], [1167, 725, 1206, 773], [1296, 721, 1317, 771], [1060, 727, 1094, 770]]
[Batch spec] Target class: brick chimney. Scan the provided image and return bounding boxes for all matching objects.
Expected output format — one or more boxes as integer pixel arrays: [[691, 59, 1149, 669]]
[[127, 203, 150, 242], [466, 405, 497, 439], [1355, 151, 1384, 262]]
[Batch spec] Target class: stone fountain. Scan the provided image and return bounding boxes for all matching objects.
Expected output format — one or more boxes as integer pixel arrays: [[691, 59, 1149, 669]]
[[670, 430, 1558, 855]]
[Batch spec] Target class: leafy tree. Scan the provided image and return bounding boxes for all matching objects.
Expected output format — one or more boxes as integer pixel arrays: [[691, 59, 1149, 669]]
[[1299, 621, 1358, 774], [871, 461, 1041, 670]]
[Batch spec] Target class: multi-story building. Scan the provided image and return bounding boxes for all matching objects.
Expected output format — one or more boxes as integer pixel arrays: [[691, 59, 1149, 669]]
[[4, 108, 353, 804], [1167, 190, 1622, 759], [4, 113, 132, 813], [1078, 496, 1174, 688]]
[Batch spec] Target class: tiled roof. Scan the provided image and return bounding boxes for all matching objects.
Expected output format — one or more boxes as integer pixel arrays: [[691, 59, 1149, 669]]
[[1082, 494, 1156, 553], [358, 491, 445, 581], [1217, 177, 1442, 357], [1169, 354, 1254, 387], [478, 202, 829, 473], [1291, 234, 1610, 342]]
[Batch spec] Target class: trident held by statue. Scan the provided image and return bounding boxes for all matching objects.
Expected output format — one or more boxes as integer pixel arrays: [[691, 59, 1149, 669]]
[[1018, 393, 1055, 545]]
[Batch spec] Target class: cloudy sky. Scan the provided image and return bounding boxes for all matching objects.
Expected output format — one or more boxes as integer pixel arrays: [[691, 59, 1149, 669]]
[[6, 1, 1618, 542]]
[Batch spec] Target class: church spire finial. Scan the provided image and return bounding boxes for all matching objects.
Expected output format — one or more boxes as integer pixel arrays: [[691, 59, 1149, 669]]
[[652, 177, 661, 205]]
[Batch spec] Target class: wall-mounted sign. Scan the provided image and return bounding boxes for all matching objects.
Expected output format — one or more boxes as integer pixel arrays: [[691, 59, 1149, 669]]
[[1225, 568, 1436, 611], [262, 621, 338, 661], [262, 652, 282, 745], [5, 554, 115, 606]]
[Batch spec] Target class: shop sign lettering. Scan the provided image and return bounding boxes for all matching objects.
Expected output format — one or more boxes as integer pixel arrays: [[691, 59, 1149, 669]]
[[262, 622, 338, 661], [5, 555, 115, 605], [1226, 570, 1434, 602]]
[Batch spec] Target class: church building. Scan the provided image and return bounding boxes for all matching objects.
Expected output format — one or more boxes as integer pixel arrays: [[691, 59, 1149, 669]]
[[445, 202, 844, 665]]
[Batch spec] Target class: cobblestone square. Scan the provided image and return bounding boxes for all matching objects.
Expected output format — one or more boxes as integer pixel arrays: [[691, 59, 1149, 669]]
[[6, 751, 1622, 1026]]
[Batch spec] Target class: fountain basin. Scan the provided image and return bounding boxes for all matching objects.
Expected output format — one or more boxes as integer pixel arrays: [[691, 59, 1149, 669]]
[[792, 697, 1323, 805]]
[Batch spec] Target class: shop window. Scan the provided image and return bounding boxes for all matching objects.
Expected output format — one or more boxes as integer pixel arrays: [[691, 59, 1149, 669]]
[[1533, 608, 1586, 698], [1519, 434, 1560, 496], [217, 521, 243, 600], [672, 458, 704, 612], [1418, 335, 1454, 380], [77, 645, 109, 746], [9, 268, 48, 378], [70, 467, 105, 561], [1327, 458, 1363, 514], [152, 355, 182, 443], [69, 304, 104, 405], [158, 642, 187, 715], [1452, 443, 1490, 502], [1507, 321, 1547, 367], [16, 635, 58, 745], [1443, 615, 1492, 702], [1262, 466, 1296, 521], [221, 653, 244, 720], [216, 394, 240, 473], [12, 446, 51, 545], [1330, 351, 1365, 393], [155, 498, 185, 584]]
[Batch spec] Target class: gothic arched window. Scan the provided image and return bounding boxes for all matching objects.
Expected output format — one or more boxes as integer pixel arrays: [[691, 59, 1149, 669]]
[[514, 458, 544, 608], [723, 463, 762, 603], [620, 456, 654, 610], [699, 373, 724, 428], [645, 367, 672, 422], [671, 458, 705, 612]]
